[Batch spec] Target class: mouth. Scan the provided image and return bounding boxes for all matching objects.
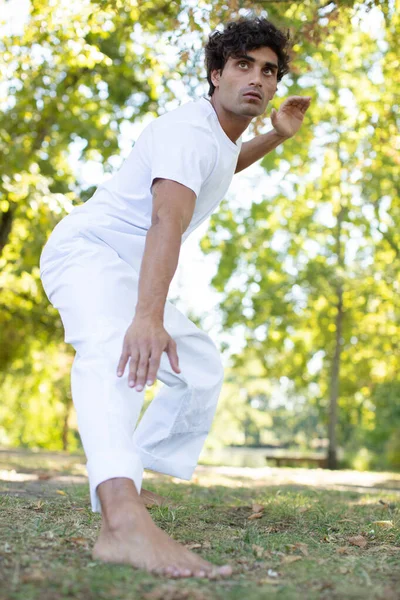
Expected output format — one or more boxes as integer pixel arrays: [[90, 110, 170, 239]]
[[243, 92, 262, 102]]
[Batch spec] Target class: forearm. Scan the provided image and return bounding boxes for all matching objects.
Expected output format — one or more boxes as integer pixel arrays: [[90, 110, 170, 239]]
[[235, 129, 289, 174], [134, 220, 181, 321]]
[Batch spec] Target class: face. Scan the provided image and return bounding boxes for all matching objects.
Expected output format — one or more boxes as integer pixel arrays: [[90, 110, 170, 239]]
[[211, 46, 279, 118]]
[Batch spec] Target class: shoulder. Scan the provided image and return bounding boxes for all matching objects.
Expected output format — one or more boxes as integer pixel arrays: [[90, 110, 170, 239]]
[[151, 98, 215, 138]]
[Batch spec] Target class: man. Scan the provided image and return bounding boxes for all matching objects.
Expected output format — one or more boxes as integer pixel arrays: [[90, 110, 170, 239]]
[[39, 16, 311, 580]]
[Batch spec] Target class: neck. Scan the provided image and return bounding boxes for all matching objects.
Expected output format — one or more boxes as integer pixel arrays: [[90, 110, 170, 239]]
[[208, 94, 251, 143]]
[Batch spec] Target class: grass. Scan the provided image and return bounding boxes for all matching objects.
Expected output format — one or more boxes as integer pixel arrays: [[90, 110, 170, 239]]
[[0, 450, 399, 600]]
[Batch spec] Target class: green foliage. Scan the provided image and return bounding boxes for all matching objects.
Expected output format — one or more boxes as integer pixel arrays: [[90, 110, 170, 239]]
[[1, 0, 399, 465], [199, 1, 400, 468]]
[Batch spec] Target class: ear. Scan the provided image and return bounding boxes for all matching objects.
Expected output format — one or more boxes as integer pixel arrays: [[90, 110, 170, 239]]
[[210, 68, 221, 89]]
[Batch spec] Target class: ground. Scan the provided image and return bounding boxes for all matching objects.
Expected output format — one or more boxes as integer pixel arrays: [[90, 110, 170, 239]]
[[0, 449, 399, 600]]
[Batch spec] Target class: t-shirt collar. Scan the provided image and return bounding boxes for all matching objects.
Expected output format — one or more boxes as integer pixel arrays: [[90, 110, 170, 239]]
[[200, 97, 242, 151]]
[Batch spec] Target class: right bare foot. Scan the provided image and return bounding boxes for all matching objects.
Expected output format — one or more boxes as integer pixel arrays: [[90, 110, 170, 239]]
[[92, 502, 232, 579]]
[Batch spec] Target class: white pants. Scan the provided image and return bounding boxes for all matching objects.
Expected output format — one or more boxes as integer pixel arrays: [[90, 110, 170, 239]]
[[39, 227, 224, 513]]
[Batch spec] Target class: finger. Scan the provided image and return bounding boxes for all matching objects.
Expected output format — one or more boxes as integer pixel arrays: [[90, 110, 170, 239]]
[[117, 349, 130, 377], [127, 350, 140, 387], [166, 340, 181, 374], [146, 352, 162, 385], [134, 350, 151, 391], [270, 107, 277, 125]]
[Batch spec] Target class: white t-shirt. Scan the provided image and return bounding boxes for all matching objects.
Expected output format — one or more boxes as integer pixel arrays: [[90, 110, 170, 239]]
[[41, 97, 242, 273]]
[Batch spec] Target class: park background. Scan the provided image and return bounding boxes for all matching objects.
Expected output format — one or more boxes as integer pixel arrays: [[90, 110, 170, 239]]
[[0, 0, 399, 474]]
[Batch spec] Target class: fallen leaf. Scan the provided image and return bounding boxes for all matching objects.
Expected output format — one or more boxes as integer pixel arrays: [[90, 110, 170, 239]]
[[252, 544, 264, 558], [184, 543, 202, 550], [378, 500, 396, 509], [69, 536, 89, 548], [252, 503, 264, 513], [298, 507, 309, 513], [282, 555, 302, 564], [336, 546, 350, 555], [348, 535, 367, 548], [38, 473, 52, 480], [56, 490, 66, 496], [202, 541, 211, 549], [294, 543, 309, 556], [248, 512, 263, 520], [21, 570, 46, 583], [372, 521, 393, 529], [339, 566, 351, 574]]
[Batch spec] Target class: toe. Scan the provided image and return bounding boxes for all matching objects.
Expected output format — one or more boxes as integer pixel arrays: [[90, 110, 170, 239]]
[[194, 569, 206, 578], [218, 565, 233, 577]]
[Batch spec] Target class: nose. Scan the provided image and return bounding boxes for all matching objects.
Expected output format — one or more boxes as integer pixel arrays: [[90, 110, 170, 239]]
[[248, 68, 263, 87]]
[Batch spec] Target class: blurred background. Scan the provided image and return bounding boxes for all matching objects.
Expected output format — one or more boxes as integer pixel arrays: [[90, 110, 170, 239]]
[[0, 0, 398, 473]]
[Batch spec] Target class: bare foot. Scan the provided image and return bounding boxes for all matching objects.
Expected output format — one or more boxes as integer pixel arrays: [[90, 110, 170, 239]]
[[140, 487, 176, 508], [92, 501, 232, 579]]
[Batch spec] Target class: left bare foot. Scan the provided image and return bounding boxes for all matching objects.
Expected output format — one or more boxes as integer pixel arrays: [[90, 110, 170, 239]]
[[140, 487, 176, 508]]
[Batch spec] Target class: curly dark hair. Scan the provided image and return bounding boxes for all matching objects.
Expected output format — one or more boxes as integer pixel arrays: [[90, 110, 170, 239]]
[[204, 17, 291, 96]]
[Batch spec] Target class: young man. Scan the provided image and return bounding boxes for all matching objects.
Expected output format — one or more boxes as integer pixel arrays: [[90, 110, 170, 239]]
[[39, 17, 310, 579]]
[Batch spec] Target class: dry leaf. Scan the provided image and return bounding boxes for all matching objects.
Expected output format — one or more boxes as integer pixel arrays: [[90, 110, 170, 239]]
[[298, 507, 309, 513], [252, 503, 264, 513], [56, 490, 66, 496], [184, 543, 202, 550], [294, 543, 309, 556], [372, 521, 393, 529], [252, 544, 264, 558], [202, 541, 211, 549], [339, 566, 350, 574], [348, 535, 367, 548], [282, 555, 302, 564], [248, 512, 263, 520], [336, 546, 350, 555], [38, 473, 52, 480], [21, 570, 46, 583], [69, 537, 89, 548]]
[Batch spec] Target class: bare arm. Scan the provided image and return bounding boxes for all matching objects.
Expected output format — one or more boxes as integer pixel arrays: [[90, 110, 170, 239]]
[[134, 178, 196, 320], [116, 179, 196, 391], [235, 129, 288, 174], [235, 95, 312, 174]]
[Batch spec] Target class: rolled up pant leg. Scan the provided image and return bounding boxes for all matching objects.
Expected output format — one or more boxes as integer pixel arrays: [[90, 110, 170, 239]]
[[40, 234, 224, 513]]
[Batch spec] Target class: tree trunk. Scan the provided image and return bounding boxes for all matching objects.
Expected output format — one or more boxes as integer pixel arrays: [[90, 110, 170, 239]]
[[327, 206, 345, 469]]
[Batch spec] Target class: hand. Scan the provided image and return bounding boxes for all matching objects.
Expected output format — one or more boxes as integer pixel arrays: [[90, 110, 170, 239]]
[[270, 96, 311, 139], [116, 316, 180, 391]]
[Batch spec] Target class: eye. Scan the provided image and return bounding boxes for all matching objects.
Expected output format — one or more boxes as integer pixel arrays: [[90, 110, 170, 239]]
[[238, 61, 248, 68], [263, 67, 272, 75]]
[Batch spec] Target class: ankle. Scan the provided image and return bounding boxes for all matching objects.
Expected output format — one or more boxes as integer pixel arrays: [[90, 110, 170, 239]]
[[97, 477, 144, 530]]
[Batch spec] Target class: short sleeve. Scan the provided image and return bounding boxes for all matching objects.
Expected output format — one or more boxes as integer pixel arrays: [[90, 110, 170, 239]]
[[149, 121, 217, 197]]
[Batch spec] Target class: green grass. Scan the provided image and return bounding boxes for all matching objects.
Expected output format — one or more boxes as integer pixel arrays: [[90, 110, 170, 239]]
[[0, 451, 400, 600]]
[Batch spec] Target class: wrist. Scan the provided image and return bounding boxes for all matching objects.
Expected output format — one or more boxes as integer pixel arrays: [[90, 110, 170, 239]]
[[134, 305, 164, 322], [272, 128, 292, 141]]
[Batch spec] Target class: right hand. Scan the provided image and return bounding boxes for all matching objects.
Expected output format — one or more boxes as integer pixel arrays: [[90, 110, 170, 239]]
[[116, 316, 181, 391]]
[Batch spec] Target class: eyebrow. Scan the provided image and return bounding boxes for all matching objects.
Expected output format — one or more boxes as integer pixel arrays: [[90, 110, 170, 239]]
[[234, 54, 278, 72]]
